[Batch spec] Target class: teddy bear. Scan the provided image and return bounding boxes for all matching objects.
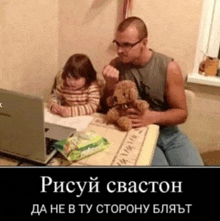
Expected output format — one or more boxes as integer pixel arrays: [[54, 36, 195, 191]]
[[105, 80, 149, 131]]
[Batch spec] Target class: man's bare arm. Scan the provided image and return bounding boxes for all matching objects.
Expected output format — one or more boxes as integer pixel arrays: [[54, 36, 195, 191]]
[[127, 61, 188, 127]]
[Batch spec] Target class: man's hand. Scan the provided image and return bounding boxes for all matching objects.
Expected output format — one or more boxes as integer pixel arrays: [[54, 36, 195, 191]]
[[126, 108, 156, 128], [51, 104, 70, 117], [126, 60, 188, 128], [102, 65, 119, 92]]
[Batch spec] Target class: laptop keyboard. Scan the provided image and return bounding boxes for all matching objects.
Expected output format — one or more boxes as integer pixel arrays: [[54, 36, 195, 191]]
[[45, 137, 57, 155]]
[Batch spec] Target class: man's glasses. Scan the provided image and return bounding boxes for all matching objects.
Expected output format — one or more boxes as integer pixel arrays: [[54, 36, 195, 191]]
[[113, 38, 144, 51]]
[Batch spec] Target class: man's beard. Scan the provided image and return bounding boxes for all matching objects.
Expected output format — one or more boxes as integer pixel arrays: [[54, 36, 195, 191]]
[[130, 47, 144, 66], [119, 47, 143, 65]]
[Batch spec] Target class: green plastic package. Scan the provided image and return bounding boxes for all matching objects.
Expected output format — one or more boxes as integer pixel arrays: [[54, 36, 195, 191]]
[[53, 131, 110, 162]]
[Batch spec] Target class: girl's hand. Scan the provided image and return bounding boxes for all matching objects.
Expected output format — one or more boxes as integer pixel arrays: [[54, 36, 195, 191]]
[[58, 106, 71, 117], [51, 104, 70, 117], [51, 103, 62, 115]]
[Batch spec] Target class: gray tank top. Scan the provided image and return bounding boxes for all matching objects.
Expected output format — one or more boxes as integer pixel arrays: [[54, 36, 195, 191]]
[[115, 50, 173, 111]]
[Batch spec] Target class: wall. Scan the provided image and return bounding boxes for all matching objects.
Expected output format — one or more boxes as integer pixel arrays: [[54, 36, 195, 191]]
[[58, 0, 122, 79], [184, 84, 220, 154], [2, 0, 217, 155], [0, 2, 3, 82], [132, 0, 202, 79], [0, 0, 59, 98], [59, 0, 220, 154], [58, 0, 202, 80], [1, 0, 202, 96]]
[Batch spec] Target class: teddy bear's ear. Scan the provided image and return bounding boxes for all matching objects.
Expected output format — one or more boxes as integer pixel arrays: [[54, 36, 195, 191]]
[[128, 88, 138, 101]]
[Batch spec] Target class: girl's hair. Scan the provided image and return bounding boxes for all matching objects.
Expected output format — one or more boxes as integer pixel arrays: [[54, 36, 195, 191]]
[[62, 54, 97, 87]]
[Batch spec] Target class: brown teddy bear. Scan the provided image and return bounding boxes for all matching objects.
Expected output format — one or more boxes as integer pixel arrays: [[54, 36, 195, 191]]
[[105, 80, 149, 131]]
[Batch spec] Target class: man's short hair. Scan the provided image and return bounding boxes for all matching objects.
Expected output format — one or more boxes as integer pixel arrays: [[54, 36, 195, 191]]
[[117, 16, 148, 39]]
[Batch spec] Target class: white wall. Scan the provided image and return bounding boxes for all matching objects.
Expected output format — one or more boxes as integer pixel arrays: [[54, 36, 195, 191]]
[[185, 84, 220, 153], [58, 0, 202, 80], [131, 0, 202, 79], [1, 0, 59, 98], [1, 0, 202, 97], [2, 0, 219, 154], [58, 0, 122, 78]]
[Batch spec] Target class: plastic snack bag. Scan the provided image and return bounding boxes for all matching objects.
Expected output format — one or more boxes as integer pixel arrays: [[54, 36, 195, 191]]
[[53, 131, 110, 162]]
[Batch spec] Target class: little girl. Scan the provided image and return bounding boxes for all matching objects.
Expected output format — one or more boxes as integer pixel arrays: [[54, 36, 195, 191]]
[[47, 54, 101, 117]]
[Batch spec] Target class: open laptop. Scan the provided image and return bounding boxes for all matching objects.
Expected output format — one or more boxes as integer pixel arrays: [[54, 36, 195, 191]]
[[0, 88, 76, 164]]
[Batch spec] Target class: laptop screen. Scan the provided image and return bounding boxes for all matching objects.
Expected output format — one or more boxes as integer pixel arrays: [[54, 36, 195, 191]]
[[0, 88, 46, 162]]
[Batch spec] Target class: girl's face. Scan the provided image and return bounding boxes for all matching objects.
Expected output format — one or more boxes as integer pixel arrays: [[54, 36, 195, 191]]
[[65, 75, 86, 91]]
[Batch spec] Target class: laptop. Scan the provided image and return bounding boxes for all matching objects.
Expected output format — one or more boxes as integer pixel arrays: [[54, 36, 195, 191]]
[[0, 88, 76, 164]]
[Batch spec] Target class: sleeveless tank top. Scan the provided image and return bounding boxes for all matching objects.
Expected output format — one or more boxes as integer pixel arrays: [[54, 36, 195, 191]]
[[114, 50, 173, 111]]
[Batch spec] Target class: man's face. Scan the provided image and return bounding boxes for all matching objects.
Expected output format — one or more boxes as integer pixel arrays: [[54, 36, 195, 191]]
[[114, 26, 145, 64]]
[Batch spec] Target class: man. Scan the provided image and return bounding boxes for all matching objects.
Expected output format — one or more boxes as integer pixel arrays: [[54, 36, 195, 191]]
[[102, 16, 203, 166]]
